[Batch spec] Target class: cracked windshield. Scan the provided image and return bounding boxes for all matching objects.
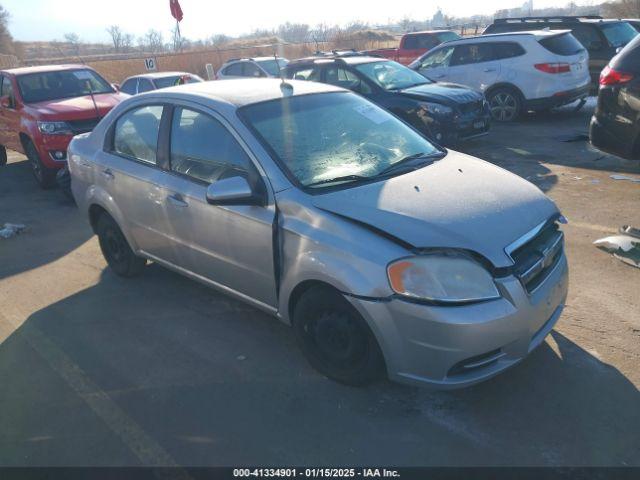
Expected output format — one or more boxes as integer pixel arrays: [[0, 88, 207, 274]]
[[243, 92, 439, 187]]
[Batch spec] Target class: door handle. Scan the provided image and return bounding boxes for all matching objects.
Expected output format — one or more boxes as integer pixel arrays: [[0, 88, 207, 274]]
[[483, 68, 496, 72], [101, 168, 114, 180], [434, 74, 446, 78], [167, 194, 188, 208]]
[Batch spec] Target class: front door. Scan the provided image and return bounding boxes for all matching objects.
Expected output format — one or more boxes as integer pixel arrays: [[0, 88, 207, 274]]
[[159, 104, 277, 307], [446, 43, 501, 92], [415, 45, 456, 83]]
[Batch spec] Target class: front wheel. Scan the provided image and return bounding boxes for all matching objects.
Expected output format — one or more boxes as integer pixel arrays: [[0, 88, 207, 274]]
[[24, 139, 56, 188], [293, 286, 385, 386], [487, 88, 522, 122], [96, 213, 146, 277]]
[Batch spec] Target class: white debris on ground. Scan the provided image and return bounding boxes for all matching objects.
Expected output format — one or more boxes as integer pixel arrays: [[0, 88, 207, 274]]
[[0, 223, 27, 239], [594, 233, 640, 269], [610, 174, 640, 183]]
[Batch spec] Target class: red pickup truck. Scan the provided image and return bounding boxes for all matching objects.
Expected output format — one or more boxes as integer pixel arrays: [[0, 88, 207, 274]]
[[0, 65, 127, 188], [366, 30, 461, 65]]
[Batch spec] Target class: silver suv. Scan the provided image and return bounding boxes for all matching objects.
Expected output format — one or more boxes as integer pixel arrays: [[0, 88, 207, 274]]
[[69, 79, 568, 388], [217, 57, 289, 79]]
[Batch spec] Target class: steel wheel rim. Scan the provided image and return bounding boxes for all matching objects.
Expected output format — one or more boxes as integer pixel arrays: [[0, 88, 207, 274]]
[[490, 93, 518, 121]]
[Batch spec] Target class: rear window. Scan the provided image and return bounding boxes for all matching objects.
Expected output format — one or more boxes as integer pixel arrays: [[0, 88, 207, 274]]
[[601, 22, 638, 48], [153, 75, 203, 89], [539, 33, 585, 56], [436, 31, 461, 43], [612, 34, 640, 72]]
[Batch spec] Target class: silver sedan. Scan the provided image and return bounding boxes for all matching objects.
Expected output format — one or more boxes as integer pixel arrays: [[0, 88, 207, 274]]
[[68, 78, 568, 388]]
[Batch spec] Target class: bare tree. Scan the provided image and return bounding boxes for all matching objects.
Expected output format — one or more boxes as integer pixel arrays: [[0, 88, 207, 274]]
[[0, 5, 14, 55], [138, 29, 164, 53], [106, 25, 124, 52], [63, 32, 81, 56], [277, 22, 310, 43], [208, 34, 230, 47], [604, 0, 640, 17]]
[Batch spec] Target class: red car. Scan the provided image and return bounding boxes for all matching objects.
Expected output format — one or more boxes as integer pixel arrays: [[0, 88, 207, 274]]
[[365, 30, 461, 65], [0, 64, 127, 188]]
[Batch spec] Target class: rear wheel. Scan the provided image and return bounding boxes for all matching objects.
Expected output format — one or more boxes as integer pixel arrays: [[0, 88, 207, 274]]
[[293, 286, 385, 386], [0, 145, 6, 166], [487, 87, 522, 122], [24, 139, 56, 188], [96, 213, 146, 277]]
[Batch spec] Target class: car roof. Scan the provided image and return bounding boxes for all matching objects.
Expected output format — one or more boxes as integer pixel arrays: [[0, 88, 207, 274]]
[[1, 64, 91, 76], [450, 30, 571, 43], [288, 55, 385, 67], [404, 29, 456, 35], [124, 71, 195, 81], [223, 56, 284, 64], [143, 78, 344, 107]]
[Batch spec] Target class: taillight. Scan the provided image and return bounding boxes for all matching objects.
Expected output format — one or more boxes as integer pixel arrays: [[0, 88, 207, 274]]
[[534, 63, 571, 74], [599, 65, 633, 86]]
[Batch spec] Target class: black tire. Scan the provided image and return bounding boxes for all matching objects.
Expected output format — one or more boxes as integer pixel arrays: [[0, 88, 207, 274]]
[[487, 87, 522, 122], [293, 286, 385, 386], [96, 213, 146, 277], [24, 139, 56, 188], [0, 145, 6, 166], [56, 166, 74, 203]]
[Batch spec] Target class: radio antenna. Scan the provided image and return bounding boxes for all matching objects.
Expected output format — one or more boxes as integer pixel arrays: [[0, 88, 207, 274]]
[[274, 50, 293, 96]]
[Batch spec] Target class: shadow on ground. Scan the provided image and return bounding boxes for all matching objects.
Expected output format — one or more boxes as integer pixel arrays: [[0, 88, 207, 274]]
[[458, 100, 640, 193], [0, 264, 638, 466], [0, 158, 87, 280]]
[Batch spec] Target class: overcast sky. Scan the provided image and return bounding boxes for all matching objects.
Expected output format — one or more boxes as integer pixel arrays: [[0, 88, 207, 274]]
[[5, 0, 596, 43]]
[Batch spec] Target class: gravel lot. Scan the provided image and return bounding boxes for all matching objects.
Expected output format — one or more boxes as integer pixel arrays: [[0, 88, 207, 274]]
[[0, 99, 639, 467]]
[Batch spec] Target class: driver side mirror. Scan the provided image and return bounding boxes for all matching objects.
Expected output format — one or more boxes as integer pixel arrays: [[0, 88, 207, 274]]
[[112, 83, 120, 91], [0, 95, 12, 109], [205, 176, 263, 206]]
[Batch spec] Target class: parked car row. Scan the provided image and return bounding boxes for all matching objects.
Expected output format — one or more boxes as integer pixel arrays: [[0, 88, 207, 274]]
[[1, 16, 637, 191]]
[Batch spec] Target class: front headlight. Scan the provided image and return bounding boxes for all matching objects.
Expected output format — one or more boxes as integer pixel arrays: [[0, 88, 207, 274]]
[[419, 102, 453, 116], [37, 121, 72, 135], [387, 253, 500, 303]]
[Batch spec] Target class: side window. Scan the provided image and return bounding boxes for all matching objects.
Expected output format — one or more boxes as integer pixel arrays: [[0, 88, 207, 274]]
[[1, 76, 15, 107], [324, 66, 372, 94], [120, 78, 137, 95], [403, 36, 419, 49], [419, 46, 455, 68], [492, 42, 526, 60], [113, 105, 163, 164], [170, 107, 254, 184], [568, 25, 603, 50], [223, 62, 243, 76], [451, 44, 495, 66], [289, 67, 321, 81], [243, 62, 264, 77], [137, 79, 154, 93]]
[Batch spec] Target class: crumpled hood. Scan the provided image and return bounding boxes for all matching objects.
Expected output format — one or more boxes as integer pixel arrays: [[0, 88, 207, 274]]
[[312, 151, 559, 267], [399, 82, 483, 106], [27, 92, 126, 120]]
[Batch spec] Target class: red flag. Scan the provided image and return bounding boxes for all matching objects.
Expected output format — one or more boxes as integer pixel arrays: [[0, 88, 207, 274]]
[[170, 0, 183, 22]]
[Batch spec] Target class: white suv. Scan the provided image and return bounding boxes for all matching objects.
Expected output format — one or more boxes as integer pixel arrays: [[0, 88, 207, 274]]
[[217, 57, 289, 79], [409, 31, 590, 121]]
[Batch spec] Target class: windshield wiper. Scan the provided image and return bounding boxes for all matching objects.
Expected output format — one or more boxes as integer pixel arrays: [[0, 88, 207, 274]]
[[376, 151, 444, 177], [306, 174, 370, 188]]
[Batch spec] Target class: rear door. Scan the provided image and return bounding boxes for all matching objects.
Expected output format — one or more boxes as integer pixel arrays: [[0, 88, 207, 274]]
[[414, 45, 456, 82], [159, 104, 277, 307], [101, 104, 182, 262], [446, 43, 501, 91]]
